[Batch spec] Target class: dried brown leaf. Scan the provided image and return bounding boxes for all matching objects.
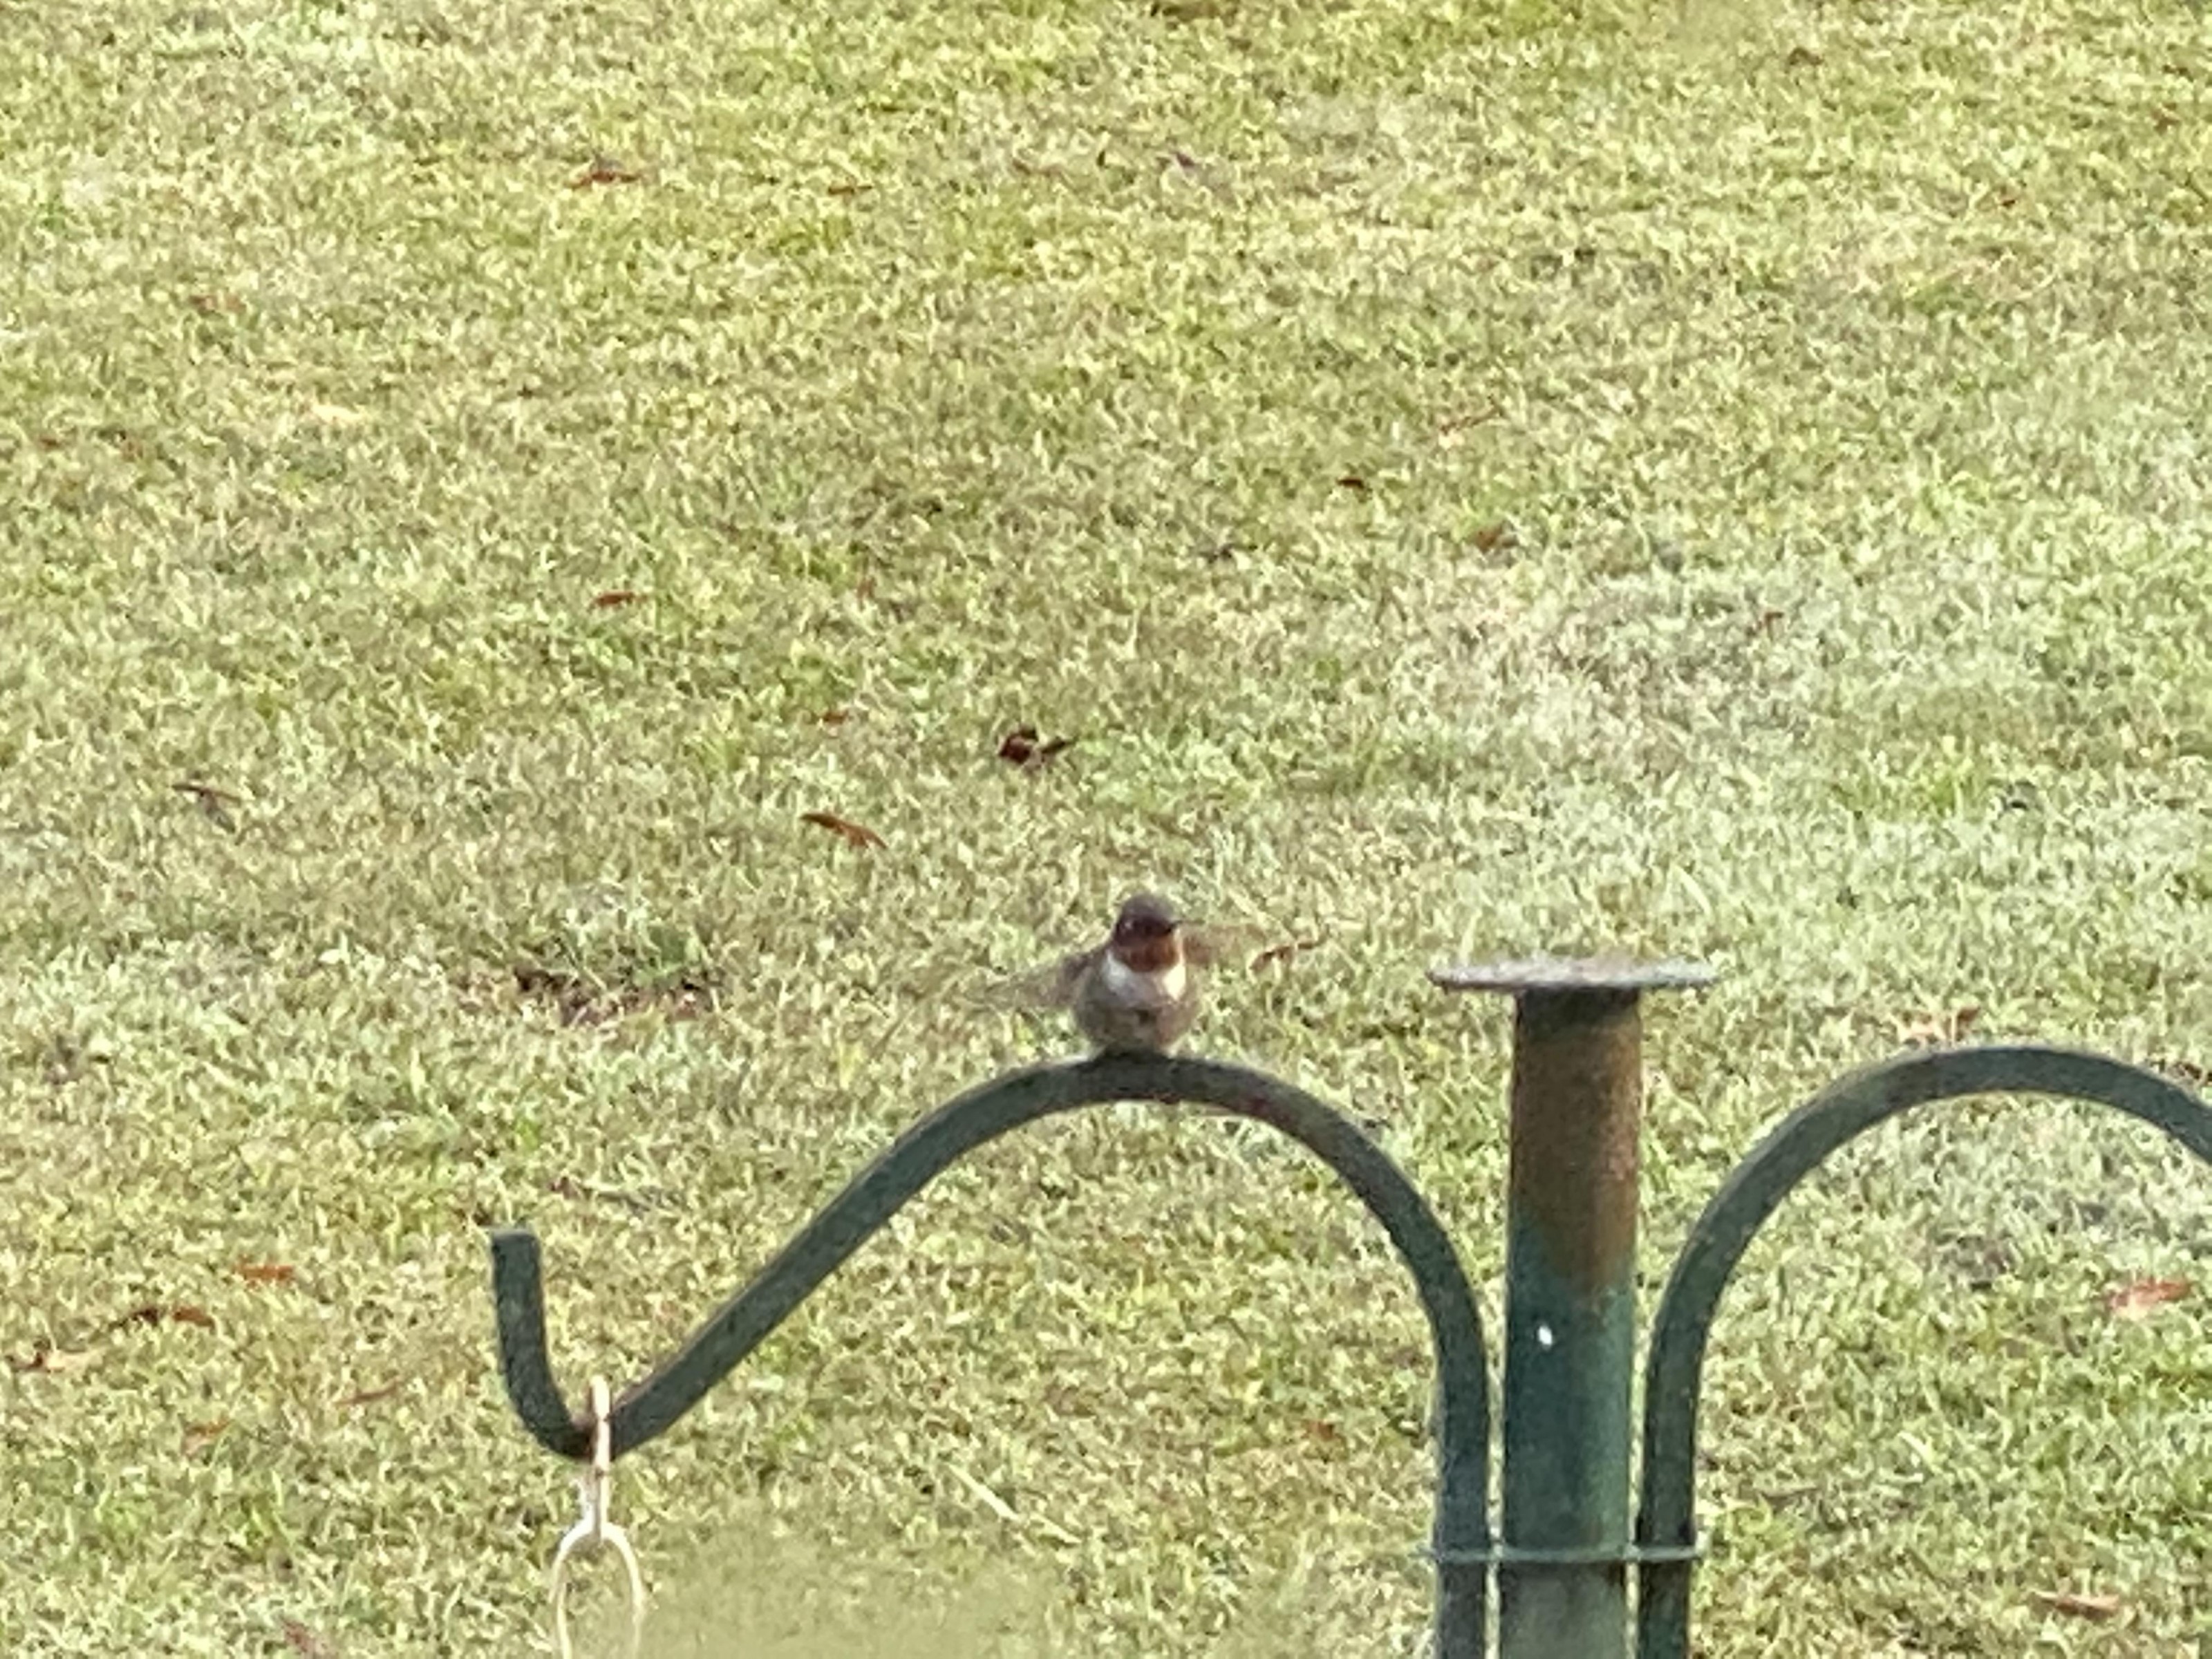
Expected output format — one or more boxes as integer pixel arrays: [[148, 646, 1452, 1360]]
[[571, 154, 643, 188], [8, 1342, 99, 1376], [118, 1303, 217, 1332], [173, 780, 241, 832], [337, 1380, 404, 1409], [1250, 937, 1325, 971], [234, 1261, 297, 1286], [1470, 520, 1519, 554], [590, 589, 646, 608], [2029, 1590, 2122, 1620], [182, 1417, 232, 1457], [800, 810, 885, 850], [2150, 1053, 2210, 1089], [997, 726, 1076, 768], [2104, 1277, 2190, 1319], [1334, 474, 1369, 493], [281, 1619, 339, 1658], [1895, 1005, 1981, 1047]]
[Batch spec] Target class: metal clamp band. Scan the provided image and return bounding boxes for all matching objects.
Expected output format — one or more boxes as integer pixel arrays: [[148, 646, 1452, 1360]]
[[1431, 1539, 1705, 1567]]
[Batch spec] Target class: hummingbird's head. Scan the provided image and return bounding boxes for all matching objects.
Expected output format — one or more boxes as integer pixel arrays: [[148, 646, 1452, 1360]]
[[1108, 892, 1184, 973]]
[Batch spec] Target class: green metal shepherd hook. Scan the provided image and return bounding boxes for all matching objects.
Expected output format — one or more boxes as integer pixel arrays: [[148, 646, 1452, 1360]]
[[491, 962, 2212, 1658], [492, 1053, 1493, 1655]]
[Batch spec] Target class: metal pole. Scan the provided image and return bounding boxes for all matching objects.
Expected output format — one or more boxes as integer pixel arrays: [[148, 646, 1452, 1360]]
[[1433, 959, 1711, 1659]]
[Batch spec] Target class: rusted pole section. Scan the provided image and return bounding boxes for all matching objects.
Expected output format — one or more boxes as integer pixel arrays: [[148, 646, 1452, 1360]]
[[1432, 959, 1711, 1659]]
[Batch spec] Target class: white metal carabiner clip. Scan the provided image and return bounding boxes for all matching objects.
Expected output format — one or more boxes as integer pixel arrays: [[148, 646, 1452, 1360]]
[[547, 1378, 646, 1659]]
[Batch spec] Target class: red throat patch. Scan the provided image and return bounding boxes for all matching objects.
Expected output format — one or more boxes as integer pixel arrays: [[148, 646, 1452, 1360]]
[[1114, 932, 1183, 975]]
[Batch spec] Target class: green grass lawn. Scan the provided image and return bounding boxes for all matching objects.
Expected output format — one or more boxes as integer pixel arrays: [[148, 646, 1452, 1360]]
[[5, 0, 2211, 1651]]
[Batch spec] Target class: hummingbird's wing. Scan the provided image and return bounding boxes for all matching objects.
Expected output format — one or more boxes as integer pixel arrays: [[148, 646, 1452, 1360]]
[[1183, 922, 1268, 971], [975, 946, 1096, 1012]]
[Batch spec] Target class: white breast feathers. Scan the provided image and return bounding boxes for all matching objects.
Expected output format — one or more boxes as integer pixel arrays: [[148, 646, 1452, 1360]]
[[1100, 952, 1188, 1003]]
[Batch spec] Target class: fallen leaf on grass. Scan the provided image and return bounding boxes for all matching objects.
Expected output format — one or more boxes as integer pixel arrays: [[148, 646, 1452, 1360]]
[[817, 706, 853, 726], [800, 811, 885, 849], [1438, 402, 1503, 440], [337, 1380, 404, 1409], [119, 1303, 216, 1331], [181, 1418, 231, 1457], [281, 1619, 339, 1658], [185, 290, 243, 315], [570, 153, 643, 188], [2104, 1277, 2190, 1319], [7, 1342, 99, 1376], [173, 779, 241, 832], [234, 1261, 297, 1286], [590, 588, 646, 608], [1334, 474, 1369, 493], [997, 725, 1076, 767], [2029, 1589, 2122, 1620], [1250, 937, 1324, 971], [10, 1304, 215, 1374], [2149, 1053, 2210, 1089], [1895, 1004, 1981, 1047], [1302, 1418, 1344, 1447], [1470, 520, 1519, 554]]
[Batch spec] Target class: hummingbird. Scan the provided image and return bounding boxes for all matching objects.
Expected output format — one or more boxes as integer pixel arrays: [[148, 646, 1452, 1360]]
[[1049, 892, 1204, 1054]]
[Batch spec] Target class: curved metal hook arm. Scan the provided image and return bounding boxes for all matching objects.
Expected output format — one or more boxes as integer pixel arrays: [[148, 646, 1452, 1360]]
[[491, 1051, 1493, 1658], [1633, 1044, 2212, 1659]]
